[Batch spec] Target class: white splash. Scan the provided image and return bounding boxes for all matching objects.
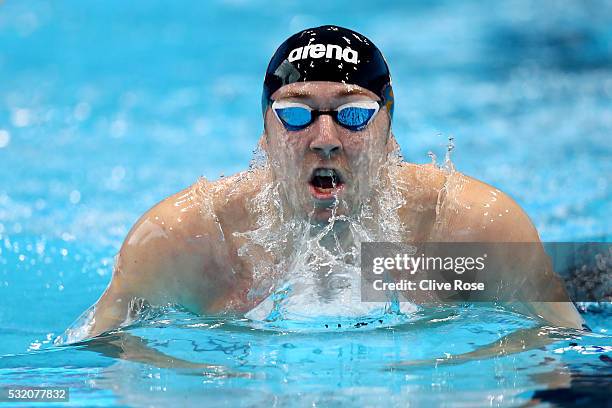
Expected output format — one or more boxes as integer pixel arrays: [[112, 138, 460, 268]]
[[240, 140, 417, 329]]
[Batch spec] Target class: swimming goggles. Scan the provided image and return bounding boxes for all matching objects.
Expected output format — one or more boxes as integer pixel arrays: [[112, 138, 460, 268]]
[[271, 100, 381, 132]]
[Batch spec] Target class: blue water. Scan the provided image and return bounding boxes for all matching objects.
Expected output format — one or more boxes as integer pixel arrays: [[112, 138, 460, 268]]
[[1, 0, 611, 406]]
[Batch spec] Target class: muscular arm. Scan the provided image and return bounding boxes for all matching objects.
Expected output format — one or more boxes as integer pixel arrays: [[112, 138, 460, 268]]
[[435, 172, 584, 329], [84, 183, 234, 339]]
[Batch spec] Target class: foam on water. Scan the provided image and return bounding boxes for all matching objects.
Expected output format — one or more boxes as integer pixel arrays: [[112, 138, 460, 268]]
[[238, 119, 421, 330]]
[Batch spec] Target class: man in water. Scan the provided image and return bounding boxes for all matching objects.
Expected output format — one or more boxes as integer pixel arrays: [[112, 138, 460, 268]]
[[74, 26, 583, 340]]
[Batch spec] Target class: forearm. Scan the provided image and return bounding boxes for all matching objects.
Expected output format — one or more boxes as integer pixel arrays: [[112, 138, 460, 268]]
[[87, 283, 133, 338]]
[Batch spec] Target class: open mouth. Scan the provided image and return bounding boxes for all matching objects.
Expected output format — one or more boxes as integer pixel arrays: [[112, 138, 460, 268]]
[[308, 168, 345, 201]]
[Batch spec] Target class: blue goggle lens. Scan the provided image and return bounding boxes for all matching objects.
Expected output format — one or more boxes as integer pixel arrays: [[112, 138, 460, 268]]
[[336, 106, 377, 131], [272, 101, 379, 131], [275, 107, 312, 131]]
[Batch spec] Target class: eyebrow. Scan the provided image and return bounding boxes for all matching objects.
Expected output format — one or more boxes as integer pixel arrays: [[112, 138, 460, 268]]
[[278, 87, 372, 99], [337, 88, 371, 96]]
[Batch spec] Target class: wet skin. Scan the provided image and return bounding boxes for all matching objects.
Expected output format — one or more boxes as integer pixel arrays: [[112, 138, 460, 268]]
[[84, 82, 584, 338]]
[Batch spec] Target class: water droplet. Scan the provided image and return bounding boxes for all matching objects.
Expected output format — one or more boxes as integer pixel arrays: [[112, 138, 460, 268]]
[[428, 151, 437, 165], [73, 102, 91, 121], [0, 130, 10, 148], [11, 108, 31, 127], [69, 190, 81, 204], [110, 119, 127, 138], [442, 136, 455, 173]]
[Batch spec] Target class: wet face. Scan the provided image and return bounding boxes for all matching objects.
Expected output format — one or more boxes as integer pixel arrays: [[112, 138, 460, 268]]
[[263, 81, 392, 223]]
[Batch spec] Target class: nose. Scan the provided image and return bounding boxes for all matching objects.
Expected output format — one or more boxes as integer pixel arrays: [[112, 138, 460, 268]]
[[309, 114, 342, 158]]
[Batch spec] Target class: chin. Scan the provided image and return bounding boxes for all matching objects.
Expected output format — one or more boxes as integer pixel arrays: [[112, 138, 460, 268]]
[[310, 207, 335, 223], [309, 199, 351, 223]]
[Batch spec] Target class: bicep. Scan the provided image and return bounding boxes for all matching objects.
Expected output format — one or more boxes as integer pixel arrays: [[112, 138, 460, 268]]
[[85, 201, 183, 337], [86, 187, 228, 337], [440, 177, 583, 328], [87, 239, 170, 337]]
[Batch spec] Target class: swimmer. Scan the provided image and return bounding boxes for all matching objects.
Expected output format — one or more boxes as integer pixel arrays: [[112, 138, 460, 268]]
[[71, 25, 583, 340]]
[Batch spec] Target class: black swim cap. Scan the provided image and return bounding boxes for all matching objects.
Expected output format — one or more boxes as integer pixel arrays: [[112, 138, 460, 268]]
[[262, 25, 394, 119]]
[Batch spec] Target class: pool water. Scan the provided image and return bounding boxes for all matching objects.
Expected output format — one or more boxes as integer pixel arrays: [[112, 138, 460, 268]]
[[1, 0, 610, 406]]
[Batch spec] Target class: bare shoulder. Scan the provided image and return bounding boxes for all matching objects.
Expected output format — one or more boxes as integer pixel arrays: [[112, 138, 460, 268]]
[[436, 171, 540, 242], [392, 163, 446, 226], [393, 164, 582, 328], [392, 162, 538, 242], [393, 162, 447, 201], [113, 169, 266, 303], [84, 172, 266, 337], [112, 181, 222, 302]]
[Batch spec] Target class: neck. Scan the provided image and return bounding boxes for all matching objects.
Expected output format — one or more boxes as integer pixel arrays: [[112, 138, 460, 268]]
[[308, 217, 354, 254]]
